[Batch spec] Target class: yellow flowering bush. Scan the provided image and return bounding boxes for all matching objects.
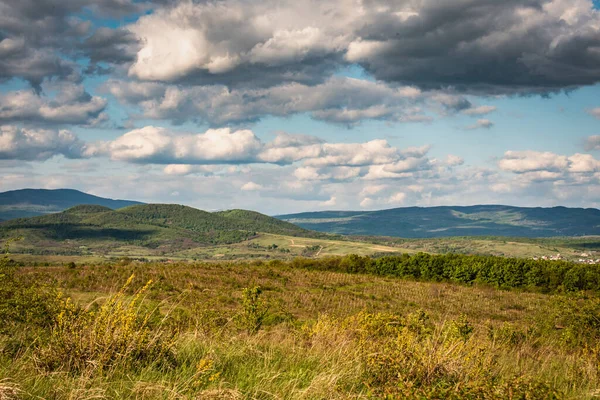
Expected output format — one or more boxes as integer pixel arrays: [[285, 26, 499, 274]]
[[37, 275, 176, 373]]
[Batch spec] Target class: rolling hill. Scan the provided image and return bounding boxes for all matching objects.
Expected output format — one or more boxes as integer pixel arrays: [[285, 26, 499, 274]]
[[0, 203, 316, 255], [276, 205, 600, 238], [0, 188, 143, 221]]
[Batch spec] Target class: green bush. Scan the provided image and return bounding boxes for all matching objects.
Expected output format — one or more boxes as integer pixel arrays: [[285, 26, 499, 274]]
[[239, 286, 268, 334]]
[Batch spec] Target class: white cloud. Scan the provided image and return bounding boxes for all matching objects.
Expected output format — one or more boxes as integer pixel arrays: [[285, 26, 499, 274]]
[[386, 192, 407, 205], [303, 139, 400, 167], [568, 153, 600, 173], [359, 197, 374, 208], [498, 151, 569, 173], [0, 84, 107, 126], [320, 196, 337, 207], [446, 155, 465, 167], [360, 184, 387, 197], [241, 181, 263, 191], [0, 125, 89, 161], [588, 108, 600, 119], [108, 127, 263, 164], [585, 135, 600, 151], [465, 119, 494, 130], [462, 105, 497, 116]]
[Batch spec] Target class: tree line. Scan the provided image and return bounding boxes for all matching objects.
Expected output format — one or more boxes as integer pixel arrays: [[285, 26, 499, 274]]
[[289, 253, 599, 293]]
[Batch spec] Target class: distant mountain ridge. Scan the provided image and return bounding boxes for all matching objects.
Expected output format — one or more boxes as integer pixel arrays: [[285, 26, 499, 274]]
[[0, 189, 143, 221], [276, 205, 600, 238]]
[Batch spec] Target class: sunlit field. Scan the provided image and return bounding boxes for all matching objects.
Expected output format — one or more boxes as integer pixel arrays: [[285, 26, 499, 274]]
[[3, 251, 600, 399]]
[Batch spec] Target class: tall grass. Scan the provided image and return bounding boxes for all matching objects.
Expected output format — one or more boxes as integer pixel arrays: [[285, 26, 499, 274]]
[[1, 258, 600, 398]]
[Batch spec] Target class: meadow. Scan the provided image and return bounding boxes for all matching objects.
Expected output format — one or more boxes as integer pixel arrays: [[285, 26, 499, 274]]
[[2, 245, 600, 399]]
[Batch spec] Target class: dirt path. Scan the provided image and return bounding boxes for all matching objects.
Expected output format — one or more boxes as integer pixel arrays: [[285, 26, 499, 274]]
[[315, 245, 323, 256], [288, 238, 306, 248]]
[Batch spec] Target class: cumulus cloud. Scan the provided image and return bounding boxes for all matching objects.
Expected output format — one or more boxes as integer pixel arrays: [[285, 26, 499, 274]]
[[585, 135, 600, 151], [105, 77, 433, 126], [386, 192, 407, 205], [98, 127, 438, 176], [125, 0, 600, 94], [0, 125, 89, 161], [127, 1, 350, 85], [588, 108, 600, 119], [499, 151, 569, 173], [465, 119, 494, 130], [568, 153, 600, 173], [498, 150, 600, 185], [348, 0, 600, 93], [241, 182, 263, 191], [0, 84, 107, 126], [80, 27, 140, 73], [446, 155, 465, 167], [0, 0, 147, 87], [107, 127, 263, 164], [462, 106, 497, 116], [0, 42, 76, 91]]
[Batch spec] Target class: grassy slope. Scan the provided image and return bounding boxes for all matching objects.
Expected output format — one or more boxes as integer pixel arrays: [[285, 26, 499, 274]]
[[2, 259, 599, 398]]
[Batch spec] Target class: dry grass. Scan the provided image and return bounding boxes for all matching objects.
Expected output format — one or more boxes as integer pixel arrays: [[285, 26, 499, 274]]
[[2, 260, 600, 398]]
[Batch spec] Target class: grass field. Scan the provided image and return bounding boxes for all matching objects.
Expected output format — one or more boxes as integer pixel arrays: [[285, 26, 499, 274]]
[[8, 232, 600, 264], [2, 253, 600, 399]]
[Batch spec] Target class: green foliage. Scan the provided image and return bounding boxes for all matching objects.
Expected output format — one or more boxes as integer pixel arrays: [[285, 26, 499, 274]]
[[292, 252, 600, 294], [449, 314, 475, 342], [239, 286, 268, 334], [0, 237, 61, 334], [0, 204, 320, 251]]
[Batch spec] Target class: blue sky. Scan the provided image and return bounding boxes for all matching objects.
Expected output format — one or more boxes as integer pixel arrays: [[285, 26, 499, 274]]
[[1, 0, 600, 214]]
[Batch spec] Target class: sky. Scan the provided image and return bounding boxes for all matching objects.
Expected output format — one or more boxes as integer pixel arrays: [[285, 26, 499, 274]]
[[1, 0, 600, 214]]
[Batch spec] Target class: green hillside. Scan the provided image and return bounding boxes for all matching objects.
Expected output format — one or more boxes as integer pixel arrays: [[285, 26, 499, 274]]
[[0, 188, 143, 221], [277, 205, 600, 238], [0, 204, 315, 255]]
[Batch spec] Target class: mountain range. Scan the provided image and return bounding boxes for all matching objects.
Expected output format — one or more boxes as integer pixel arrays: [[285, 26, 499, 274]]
[[0, 189, 142, 221], [2, 189, 600, 239], [277, 205, 600, 238]]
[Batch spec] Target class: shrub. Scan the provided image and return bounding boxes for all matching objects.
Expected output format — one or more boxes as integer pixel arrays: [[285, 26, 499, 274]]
[[0, 237, 61, 334], [239, 286, 268, 334], [37, 274, 176, 373]]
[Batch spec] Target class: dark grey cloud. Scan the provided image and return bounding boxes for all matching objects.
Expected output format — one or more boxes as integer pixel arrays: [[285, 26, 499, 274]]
[[0, 0, 146, 87], [0, 84, 108, 126], [81, 27, 140, 74], [0, 41, 77, 90], [348, 0, 600, 93], [126, 0, 600, 94]]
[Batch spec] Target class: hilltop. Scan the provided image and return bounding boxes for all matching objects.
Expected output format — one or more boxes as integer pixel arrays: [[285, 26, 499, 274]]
[[277, 205, 600, 238], [0, 203, 321, 257], [0, 188, 143, 221]]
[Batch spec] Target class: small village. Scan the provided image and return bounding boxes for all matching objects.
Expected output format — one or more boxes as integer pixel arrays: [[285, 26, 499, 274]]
[[532, 252, 600, 264]]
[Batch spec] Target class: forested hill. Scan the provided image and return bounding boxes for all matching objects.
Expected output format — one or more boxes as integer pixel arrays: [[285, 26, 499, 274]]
[[0, 189, 143, 221], [276, 205, 600, 238], [0, 203, 314, 247]]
